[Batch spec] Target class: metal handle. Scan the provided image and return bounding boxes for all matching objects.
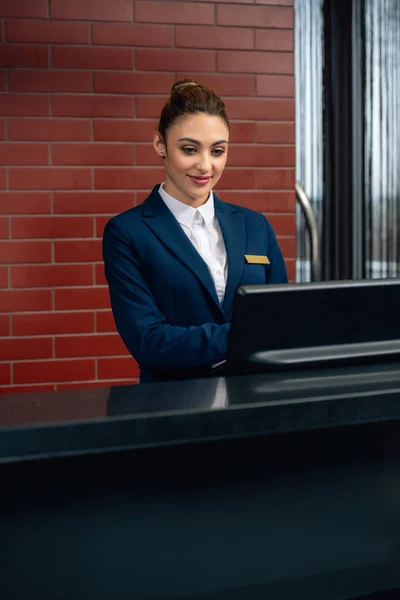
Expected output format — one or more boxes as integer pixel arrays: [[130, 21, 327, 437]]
[[295, 181, 321, 282]]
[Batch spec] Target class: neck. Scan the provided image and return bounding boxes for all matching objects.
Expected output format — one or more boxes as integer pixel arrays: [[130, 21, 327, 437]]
[[163, 182, 210, 208]]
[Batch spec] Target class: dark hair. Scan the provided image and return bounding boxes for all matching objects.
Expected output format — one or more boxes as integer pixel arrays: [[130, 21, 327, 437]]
[[157, 79, 230, 140]]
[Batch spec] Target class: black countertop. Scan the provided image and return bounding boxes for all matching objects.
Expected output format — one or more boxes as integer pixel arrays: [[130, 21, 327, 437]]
[[3, 364, 400, 600], [2, 362, 400, 463]]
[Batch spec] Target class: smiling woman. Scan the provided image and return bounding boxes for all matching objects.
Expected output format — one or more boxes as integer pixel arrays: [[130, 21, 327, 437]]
[[102, 80, 288, 383]]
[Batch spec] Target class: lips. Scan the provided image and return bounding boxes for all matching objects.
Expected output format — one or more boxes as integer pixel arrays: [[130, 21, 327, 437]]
[[188, 175, 211, 185]]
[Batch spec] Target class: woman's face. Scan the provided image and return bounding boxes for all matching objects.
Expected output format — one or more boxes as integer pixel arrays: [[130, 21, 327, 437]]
[[153, 112, 229, 207]]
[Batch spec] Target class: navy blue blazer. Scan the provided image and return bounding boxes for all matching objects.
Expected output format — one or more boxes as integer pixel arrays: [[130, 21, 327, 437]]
[[103, 185, 288, 383]]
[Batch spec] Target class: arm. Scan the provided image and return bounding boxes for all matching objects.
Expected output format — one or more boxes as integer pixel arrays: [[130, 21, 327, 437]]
[[264, 216, 289, 283], [102, 218, 230, 370]]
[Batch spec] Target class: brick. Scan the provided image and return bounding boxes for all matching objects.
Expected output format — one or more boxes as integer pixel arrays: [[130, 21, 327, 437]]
[[55, 287, 110, 310], [13, 311, 95, 336], [285, 258, 295, 282], [217, 169, 255, 189], [52, 143, 133, 166], [94, 119, 155, 142], [12, 216, 94, 239], [96, 310, 116, 333], [256, 0, 293, 5], [0, 314, 10, 336], [94, 72, 174, 95], [221, 190, 295, 212], [257, 75, 294, 97], [0, 337, 52, 361], [228, 144, 295, 167], [136, 49, 215, 72], [218, 50, 293, 75], [8, 118, 92, 142], [225, 97, 294, 120], [0, 94, 49, 117], [0, 142, 49, 166], [217, 4, 293, 28], [256, 121, 295, 143], [136, 144, 162, 166], [11, 264, 93, 288], [50, 0, 133, 22], [56, 333, 127, 358], [196, 0, 254, 2], [53, 95, 133, 118], [0, 363, 11, 385], [96, 216, 112, 237], [256, 168, 295, 189], [54, 239, 102, 262], [266, 213, 295, 236], [0, 384, 55, 394], [0, 169, 6, 190], [230, 122, 255, 143], [6, 19, 90, 44], [255, 28, 294, 52], [9, 168, 92, 190], [0, 265, 8, 287], [95, 263, 106, 285], [176, 72, 255, 97], [94, 167, 164, 190], [0, 241, 52, 263], [92, 23, 173, 47], [176, 26, 253, 50], [52, 46, 133, 70], [0, 120, 4, 141], [54, 191, 134, 214], [135, 1, 214, 25], [136, 96, 166, 119], [0, 44, 48, 68], [8, 70, 92, 93], [0, 192, 51, 215], [98, 356, 139, 379], [276, 236, 295, 257], [0, 217, 9, 238], [0, 0, 48, 19], [0, 70, 5, 92], [14, 359, 96, 384], [0, 289, 52, 312]]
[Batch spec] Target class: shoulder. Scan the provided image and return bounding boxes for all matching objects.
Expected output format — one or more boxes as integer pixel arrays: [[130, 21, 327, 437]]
[[103, 185, 159, 237]]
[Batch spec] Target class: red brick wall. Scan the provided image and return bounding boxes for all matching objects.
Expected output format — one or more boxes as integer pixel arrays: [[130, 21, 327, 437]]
[[0, 0, 295, 393]]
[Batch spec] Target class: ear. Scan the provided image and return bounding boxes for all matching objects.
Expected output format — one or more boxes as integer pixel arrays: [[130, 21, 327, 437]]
[[153, 130, 166, 159]]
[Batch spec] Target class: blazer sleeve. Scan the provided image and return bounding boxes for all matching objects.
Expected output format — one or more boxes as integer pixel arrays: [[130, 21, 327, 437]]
[[264, 216, 289, 283], [102, 218, 230, 370]]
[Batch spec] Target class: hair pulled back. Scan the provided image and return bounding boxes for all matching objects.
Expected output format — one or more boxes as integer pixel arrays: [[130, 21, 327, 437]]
[[157, 79, 230, 140]]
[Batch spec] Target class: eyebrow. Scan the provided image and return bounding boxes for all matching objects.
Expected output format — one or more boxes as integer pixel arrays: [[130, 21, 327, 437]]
[[178, 137, 228, 146]]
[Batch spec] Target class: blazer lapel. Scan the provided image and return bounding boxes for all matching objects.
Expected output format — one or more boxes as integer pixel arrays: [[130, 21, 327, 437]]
[[215, 196, 246, 315], [142, 187, 225, 315]]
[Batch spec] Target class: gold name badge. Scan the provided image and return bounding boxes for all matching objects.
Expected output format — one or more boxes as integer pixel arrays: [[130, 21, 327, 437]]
[[244, 254, 270, 265]]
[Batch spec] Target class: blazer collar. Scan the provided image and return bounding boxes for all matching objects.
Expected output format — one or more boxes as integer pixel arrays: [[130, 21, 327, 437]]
[[142, 186, 225, 317], [214, 195, 245, 315], [142, 186, 246, 318]]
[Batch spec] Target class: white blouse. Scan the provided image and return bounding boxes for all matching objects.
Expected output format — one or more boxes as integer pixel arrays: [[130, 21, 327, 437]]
[[159, 183, 228, 304]]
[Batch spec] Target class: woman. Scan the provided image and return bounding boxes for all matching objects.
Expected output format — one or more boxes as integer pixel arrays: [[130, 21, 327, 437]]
[[103, 80, 288, 383]]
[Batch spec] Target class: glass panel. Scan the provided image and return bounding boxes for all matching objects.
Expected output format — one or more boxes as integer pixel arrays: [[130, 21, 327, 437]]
[[364, 0, 400, 278], [294, 0, 324, 282]]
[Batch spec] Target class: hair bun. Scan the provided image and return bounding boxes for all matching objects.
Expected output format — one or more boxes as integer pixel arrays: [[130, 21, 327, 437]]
[[170, 79, 201, 94]]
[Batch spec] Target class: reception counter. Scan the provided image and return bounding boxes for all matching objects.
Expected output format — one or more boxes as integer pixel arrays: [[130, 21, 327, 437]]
[[1, 364, 400, 599]]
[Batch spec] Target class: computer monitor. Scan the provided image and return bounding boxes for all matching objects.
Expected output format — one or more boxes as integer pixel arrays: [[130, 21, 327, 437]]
[[227, 279, 400, 375]]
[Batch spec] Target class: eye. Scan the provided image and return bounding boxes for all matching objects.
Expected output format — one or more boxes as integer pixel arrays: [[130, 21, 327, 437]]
[[182, 146, 196, 155], [212, 148, 226, 157]]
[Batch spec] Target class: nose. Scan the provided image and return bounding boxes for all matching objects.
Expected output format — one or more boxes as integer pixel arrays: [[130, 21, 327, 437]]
[[196, 152, 212, 173]]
